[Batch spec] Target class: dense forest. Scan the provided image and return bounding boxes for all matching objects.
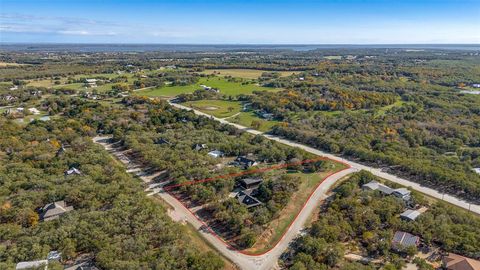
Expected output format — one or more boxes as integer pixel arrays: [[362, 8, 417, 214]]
[[1, 47, 479, 269], [245, 59, 480, 202], [0, 116, 224, 269], [282, 171, 480, 270], [40, 95, 331, 249]]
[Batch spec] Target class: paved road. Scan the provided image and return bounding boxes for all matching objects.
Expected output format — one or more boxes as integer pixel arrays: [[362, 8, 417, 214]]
[[170, 102, 480, 215]]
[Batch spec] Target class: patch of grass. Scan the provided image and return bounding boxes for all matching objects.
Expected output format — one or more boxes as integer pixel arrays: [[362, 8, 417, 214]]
[[201, 69, 299, 79], [230, 111, 280, 132], [180, 223, 238, 270], [374, 99, 411, 117], [137, 77, 281, 98], [183, 100, 242, 118]]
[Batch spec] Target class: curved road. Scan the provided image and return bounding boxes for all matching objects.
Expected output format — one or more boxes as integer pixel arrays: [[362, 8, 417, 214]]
[[94, 135, 356, 270], [170, 102, 480, 216]]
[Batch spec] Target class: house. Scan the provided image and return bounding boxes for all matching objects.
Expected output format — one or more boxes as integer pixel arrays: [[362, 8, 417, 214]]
[[39, 200, 74, 221], [362, 181, 394, 195], [400, 209, 421, 221], [10, 85, 19, 91], [362, 181, 411, 201], [56, 145, 67, 157], [28, 108, 41, 115], [235, 156, 258, 168], [154, 138, 171, 145], [208, 150, 224, 158], [392, 188, 411, 201], [391, 231, 420, 251], [16, 260, 48, 270], [239, 178, 263, 189], [199, 84, 219, 93], [47, 251, 62, 261], [242, 103, 251, 112], [85, 79, 97, 87], [473, 168, 480, 175], [65, 167, 81, 175], [200, 84, 211, 90], [442, 253, 480, 270], [236, 189, 262, 208], [193, 143, 208, 151], [472, 84, 480, 88]]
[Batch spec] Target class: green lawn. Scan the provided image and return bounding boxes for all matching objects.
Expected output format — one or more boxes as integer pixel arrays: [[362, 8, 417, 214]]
[[230, 111, 280, 132], [136, 77, 281, 97], [183, 100, 242, 118]]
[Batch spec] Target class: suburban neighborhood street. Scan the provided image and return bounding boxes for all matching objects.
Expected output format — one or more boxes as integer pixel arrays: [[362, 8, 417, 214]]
[[170, 102, 480, 216]]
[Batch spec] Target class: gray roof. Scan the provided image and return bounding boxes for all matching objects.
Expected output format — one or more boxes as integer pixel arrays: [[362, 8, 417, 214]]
[[39, 201, 74, 221], [362, 181, 394, 194], [393, 188, 411, 196], [16, 260, 48, 270], [392, 231, 419, 249], [400, 209, 421, 221]]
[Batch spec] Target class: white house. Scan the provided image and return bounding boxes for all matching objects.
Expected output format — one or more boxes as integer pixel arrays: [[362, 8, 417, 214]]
[[85, 79, 97, 87], [208, 150, 224, 158], [28, 108, 41, 115]]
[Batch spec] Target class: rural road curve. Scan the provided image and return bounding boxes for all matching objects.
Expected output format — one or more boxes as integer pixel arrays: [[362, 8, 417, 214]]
[[93, 135, 356, 270], [170, 102, 480, 216]]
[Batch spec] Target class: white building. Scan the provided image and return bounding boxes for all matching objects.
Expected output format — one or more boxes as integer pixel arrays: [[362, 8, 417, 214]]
[[208, 150, 224, 158], [85, 79, 98, 87], [28, 108, 41, 115]]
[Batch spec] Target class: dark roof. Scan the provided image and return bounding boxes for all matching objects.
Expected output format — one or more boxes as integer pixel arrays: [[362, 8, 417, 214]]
[[193, 143, 207, 151], [236, 190, 262, 208], [235, 156, 257, 166], [392, 231, 419, 249], [155, 138, 171, 145], [240, 178, 263, 186]]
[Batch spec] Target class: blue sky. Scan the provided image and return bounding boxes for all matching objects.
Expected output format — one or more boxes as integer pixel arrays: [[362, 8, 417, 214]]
[[1, 0, 479, 44]]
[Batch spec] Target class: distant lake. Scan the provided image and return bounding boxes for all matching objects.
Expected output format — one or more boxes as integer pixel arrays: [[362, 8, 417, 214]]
[[1, 43, 479, 52]]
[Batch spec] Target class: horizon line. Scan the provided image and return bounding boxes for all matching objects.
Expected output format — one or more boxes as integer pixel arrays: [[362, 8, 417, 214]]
[[1, 42, 479, 46]]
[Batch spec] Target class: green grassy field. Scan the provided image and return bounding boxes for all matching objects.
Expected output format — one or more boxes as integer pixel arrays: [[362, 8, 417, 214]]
[[200, 69, 299, 79], [184, 100, 242, 118], [136, 77, 281, 97], [230, 111, 280, 132]]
